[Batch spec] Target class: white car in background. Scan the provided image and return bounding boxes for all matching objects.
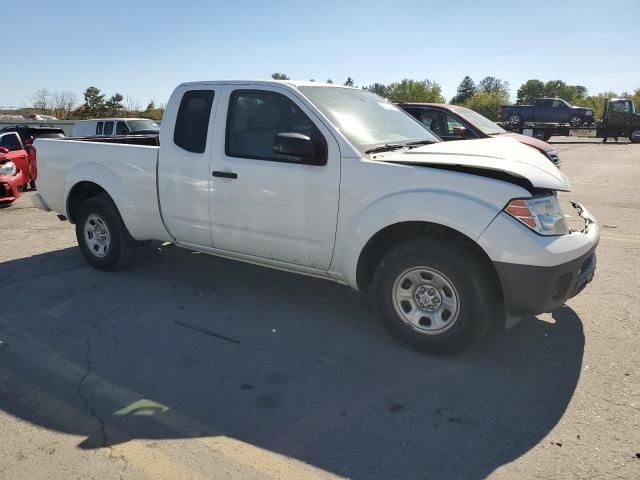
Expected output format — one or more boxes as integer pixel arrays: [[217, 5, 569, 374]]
[[72, 118, 160, 137]]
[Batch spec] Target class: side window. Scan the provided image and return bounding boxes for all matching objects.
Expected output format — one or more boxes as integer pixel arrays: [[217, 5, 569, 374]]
[[116, 121, 129, 135], [418, 109, 443, 135], [226, 90, 327, 164], [174, 90, 215, 153], [445, 114, 466, 136], [96, 122, 104, 135], [552, 100, 563, 108], [103, 121, 114, 135], [0, 133, 22, 150]]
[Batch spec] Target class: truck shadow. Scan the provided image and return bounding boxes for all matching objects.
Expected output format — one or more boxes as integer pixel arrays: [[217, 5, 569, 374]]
[[0, 245, 584, 480]]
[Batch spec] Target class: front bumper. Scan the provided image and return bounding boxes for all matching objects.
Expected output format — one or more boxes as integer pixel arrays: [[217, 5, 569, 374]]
[[0, 171, 25, 203], [495, 245, 596, 316], [485, 203, 599, 316]]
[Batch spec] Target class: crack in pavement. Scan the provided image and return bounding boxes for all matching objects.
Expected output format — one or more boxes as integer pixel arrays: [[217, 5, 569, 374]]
[[74, 306, 131, 477]]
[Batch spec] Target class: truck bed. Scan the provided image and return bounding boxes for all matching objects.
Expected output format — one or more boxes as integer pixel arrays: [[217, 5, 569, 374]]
[[34, 136, 170, 242]]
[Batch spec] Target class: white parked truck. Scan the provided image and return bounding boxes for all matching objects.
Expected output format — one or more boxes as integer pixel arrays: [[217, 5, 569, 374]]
[[32, 81, 599, 354]]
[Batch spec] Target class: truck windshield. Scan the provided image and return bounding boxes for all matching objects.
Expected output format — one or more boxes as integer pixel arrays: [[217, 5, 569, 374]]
[[448, 105, 506, 135], [127, 120, 160, 132], [298, 86, 440, 153]]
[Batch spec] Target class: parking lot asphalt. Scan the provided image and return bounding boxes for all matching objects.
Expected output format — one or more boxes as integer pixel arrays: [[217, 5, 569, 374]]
[[0, 138, 639, 480]]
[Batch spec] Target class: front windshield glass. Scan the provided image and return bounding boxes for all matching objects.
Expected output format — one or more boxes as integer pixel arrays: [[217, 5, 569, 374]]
[[298, 86, 439, 153], [127, 120, 160, 131], [448, 105, 506, 135]]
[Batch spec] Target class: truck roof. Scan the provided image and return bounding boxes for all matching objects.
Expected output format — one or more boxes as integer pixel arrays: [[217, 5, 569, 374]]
[[177, 80, 355, 89]]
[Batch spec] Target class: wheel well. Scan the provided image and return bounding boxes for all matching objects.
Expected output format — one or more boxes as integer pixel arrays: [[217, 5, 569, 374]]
[[66, 181, 108, 223], [355, 221, 503, 299]]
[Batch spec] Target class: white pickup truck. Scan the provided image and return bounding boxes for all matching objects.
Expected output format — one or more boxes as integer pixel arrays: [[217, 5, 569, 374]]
[[33, 80, 599, 354]]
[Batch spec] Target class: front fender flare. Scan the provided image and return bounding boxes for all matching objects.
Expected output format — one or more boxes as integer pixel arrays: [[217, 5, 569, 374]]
[[332, 189, 505, 289]]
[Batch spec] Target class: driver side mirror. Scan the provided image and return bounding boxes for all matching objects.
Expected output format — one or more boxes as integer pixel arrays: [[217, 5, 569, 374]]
[[0, 147, 9, 154], [452, 126, 469, 139], [273, 132, 326, 166]]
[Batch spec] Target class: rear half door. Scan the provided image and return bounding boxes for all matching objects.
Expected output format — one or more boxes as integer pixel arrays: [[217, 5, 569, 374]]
[[158, 86, 220, 247], [208, 84, 340, 270]]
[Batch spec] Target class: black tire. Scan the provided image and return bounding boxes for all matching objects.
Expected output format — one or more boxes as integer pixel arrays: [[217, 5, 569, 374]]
[[629, 130, 640, 144], [29, 180, 36, 190], [373, 237, 498, 355], [75, 194, 136, 271]]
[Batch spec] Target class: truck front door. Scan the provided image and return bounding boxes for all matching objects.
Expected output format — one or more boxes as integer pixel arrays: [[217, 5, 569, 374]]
[[208, 85, 340, 270]]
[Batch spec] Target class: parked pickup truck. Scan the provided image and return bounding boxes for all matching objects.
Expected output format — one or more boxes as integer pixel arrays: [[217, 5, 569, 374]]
[[32, 81, 599, 354], [499, 98, 594, 126]]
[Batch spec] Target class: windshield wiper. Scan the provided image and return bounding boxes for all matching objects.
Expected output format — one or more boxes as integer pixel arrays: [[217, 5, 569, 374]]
[[405, 140, 437, 148], [364, 143, 405, 154]]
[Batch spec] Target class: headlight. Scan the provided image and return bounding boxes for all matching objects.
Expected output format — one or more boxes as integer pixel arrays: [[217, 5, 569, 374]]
[[504, 195, 569, 236], [586, 111, 593, 116], [0, 161, 16, 176]]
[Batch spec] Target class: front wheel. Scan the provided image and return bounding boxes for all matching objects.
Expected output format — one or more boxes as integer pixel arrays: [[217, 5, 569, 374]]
[[569, 115, 584, 126], [373, 238, 498, 355], [629, 130, 640, 144], [75, 194, 136, 271]]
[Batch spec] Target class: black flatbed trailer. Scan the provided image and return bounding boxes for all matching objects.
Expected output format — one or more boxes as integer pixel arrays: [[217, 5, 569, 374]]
[[497, 98, 640, 143]]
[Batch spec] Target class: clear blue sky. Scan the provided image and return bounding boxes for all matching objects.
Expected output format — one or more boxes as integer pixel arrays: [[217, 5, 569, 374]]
[[2, 0, 638, 108]]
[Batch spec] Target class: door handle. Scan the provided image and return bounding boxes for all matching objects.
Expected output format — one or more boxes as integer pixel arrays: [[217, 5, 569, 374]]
[[212, 171, 238, 179]]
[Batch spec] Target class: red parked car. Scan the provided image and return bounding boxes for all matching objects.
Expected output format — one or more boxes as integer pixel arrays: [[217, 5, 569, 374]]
[[397, 103, 560, 166], [0, 126, 66, 204]]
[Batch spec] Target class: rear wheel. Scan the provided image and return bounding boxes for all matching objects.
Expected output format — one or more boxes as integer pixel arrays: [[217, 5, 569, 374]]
[[629, 129, 640, 144], [507, 113, 523, 126], [75, 194, 136, 271], [373, 237, 497, 355]]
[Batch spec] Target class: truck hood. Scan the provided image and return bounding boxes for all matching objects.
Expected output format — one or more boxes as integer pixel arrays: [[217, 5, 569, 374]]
[[377, 137, 571, 191]]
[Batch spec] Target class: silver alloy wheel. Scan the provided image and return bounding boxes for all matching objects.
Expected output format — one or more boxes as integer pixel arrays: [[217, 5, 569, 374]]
[[508, 114, 521, 125], [392, 267, 460, 335], [84, 214, 111, 258], [569, 115, 582, 125]]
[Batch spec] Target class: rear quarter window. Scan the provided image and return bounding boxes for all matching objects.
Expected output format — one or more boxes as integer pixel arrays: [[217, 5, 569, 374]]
[[174, 90, 215, 153]]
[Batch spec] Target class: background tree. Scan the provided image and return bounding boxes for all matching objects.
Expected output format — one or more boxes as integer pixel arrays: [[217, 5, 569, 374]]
[[51, 92, 77, 119], [271, 73, 290, 80], [451, 76, 476, 104], [464, 92, 507, 121], [363, 83, 390, 98], [326, 78, 333, 84], [82, 86, 106, 117], [343, 77, 355, 87], [105, 93, 125, 116], [126, 96, 141, 117], [30, 89, 51, 114], [516, 79, 546, 104], [477, 76, 510, 98], [384, 79, 445, 103]]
